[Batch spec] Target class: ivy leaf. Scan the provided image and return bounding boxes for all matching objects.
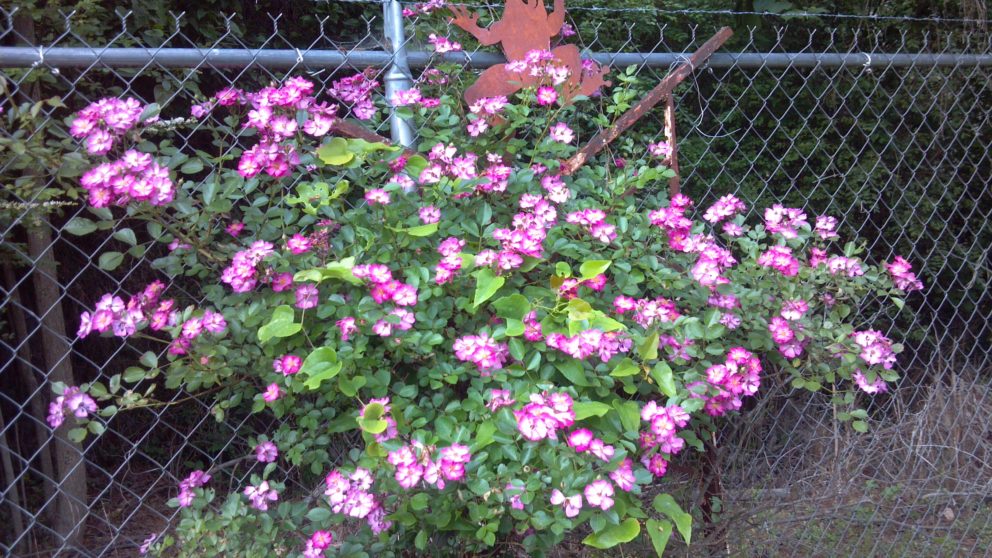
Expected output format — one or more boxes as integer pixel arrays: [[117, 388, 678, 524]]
[[472, 420, 496, 451], [257, 305, 302, 344], [473, 268, 505, 307], [653, 494, 692, 544], [650, 362, 677, 398], [573, 401, 611, 420], [579, 259, 611, 279], [638, 332, 659, 361], [316, 137, 355, 166], [582, 518, 640, 549], [611, 358, 639, 377], [98, 251, 124, 271], [555, 360, 591, 386], [301, 347, 343, 390], [646, 518, 673, 557], [356, 401, 387, 433], [404, 223, 439, 237], [63, 217, 97, 236], [614, 400, 641, 432], [492, 294, 531, 321]]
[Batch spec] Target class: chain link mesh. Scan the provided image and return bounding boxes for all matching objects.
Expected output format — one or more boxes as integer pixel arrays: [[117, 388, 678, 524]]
[[1, 2, 990, 556]]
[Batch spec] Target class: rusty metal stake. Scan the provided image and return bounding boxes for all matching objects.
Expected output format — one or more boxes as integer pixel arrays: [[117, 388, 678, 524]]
[[561, 27, 733, 176]]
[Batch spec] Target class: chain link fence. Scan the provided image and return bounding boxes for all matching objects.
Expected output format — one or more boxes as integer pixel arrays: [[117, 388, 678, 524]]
[[1, 1, 990, 556]]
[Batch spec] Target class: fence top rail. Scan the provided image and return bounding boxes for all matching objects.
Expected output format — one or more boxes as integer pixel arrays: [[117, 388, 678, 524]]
[[2, 46, 991, 70]]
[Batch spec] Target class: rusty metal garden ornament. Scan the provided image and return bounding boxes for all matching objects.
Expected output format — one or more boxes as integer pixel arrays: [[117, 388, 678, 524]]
[[449, 0, 610, 106]]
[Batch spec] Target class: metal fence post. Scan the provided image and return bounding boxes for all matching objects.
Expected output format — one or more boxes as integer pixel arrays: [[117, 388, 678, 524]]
[[382, 0, 415, 148]]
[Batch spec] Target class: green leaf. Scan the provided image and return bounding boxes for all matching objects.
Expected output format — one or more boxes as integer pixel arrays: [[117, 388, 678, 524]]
[[123, 367, 146, 383], [582, 518, 640, 549], [410, 493, 430, 511], [63, 217, 97, 236], [98, 251, 124, 271], [139, 102, 161, 123], [614, 400, 641, 432], [473, 268, 505, 307], [301, 347, 343, 390], [567, 298, 594, 321], [555, 262, 571, 277], [316, 137, 355, 166], [306, 508, 332, 523], [650, 362, 676, 398], [415, 530, 429, 551], [357, 401, 387, 433], [180, 159, 204, 174], [852, 420, 868, 433], [67, 427, 87, 443], [555, 360, 590, 386], [611, 358, 639, 377], [579, 259, 611, 279], [139, 351, 158, 369], [646, 518, 673, 557], [338, 374, 367, 397], [113, 228, 137, 246], [472, 420, 496, 451], [492, 294, 531, 321], [404, 223, 439, 237], [653, 494, 692, 544], [573, 401, 611, 420], [638, 332, 659, 361], [257, 305, 302, 344]]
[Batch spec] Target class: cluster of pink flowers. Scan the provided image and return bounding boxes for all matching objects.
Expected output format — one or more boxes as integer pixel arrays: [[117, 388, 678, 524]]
[[764, 205, 809, 239], [177, 470, 211, 507], [614, 295, 680, 328], [46, 386, 98, 429], [244, 481, 279, 511], [539, 173, 571, 204], [697, 347, 764, 416], [418, 143, 510, 192], [582, 479, 615, 511], [254, 441, 279, 463], [688, 238, 737, 287], [78, 281, 174, 338], [485, 194, 557, 270], [295, 283, 319, 309], [851, 330, 897, 369], [757, 245, 800, 276], [566, 428, 615, 462], [428, 33, 462, 53], [390, 87, 440, 109], [815, 215, 839, 240], [330, 70, 378, 120], [545, 329, 631, 363], [262, 383, 282, 402], [324, 468, 391, 534], [825, 255, 865, 277], [387, 442, 471, 489], [885, 256, 924, 291], [852, 369, 888, 394], [401, 0, 445, 17], [648, 194, 694, 251], [514, 391, 574, 441], [453, 333, 509, 374], [80, 150, 174, 208], [768, 316, 805, 358], [466, 95, 509, 136], [220, 241, 275, 292], [70, 97, 145, 155], [352, 264, 419, 306], [648, 140, 673, 158], [703, 194, 747, 224], [434, 236, 466, 284], [336, 317, 359, 342], [502, 50, 572, 90], [565, 208, 616, 243], [302, 531, 334, 558], [637, 402, 689, 475]]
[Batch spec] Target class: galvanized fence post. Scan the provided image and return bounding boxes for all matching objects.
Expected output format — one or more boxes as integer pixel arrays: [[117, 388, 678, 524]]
[[382, 0, 415, 148]]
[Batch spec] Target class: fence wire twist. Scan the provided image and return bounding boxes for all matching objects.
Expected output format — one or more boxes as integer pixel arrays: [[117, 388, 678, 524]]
[[1, 2, 990, 556]]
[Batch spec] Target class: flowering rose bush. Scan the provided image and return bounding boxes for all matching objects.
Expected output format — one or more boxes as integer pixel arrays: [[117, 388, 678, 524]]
[[55, 31, 923, 557]]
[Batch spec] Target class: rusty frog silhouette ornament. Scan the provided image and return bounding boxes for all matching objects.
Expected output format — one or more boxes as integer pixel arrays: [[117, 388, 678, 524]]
[[449, 0, 611, 106]]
